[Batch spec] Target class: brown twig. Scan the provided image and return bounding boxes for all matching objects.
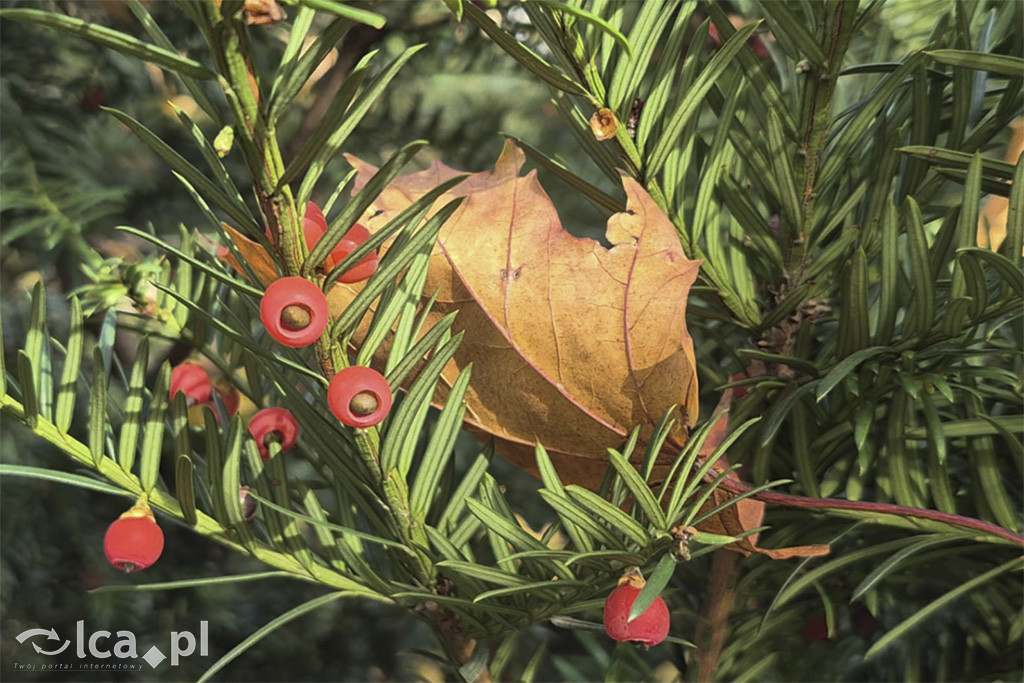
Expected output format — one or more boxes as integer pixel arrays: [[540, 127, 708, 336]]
[[694, 550, 740, 683], [426, 580, 491, 683]]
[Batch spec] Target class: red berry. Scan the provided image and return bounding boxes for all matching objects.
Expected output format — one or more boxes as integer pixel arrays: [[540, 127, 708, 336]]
[[265, 204, 379, 279], [603, 582, 670, 647], [266, 202, 328, 253], [298, 201, 333, 271], [302, 201, 328, 239], [328, 366, 392, 428], [328, 224, 379, 283], [260, 277, 329, 347], [104, 512, 164, 572], [170, 361, 212, 406], [248, 407, 299, 459], [214, 379, 241, 416], [341, 223, 370, 244]]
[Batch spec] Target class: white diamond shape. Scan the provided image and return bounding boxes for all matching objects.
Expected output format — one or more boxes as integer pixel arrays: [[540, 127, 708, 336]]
[[143, 646, 166, 669]]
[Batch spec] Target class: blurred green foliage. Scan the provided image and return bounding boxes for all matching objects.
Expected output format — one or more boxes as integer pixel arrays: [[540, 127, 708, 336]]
[[1, 1, 1022, 682]]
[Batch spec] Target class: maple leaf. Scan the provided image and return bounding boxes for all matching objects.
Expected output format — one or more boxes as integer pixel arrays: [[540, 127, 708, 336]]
[[343, 141, 700, 486], [343, 143, 824, 558]]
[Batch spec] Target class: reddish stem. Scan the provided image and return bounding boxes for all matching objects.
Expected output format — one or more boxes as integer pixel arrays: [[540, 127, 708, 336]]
[[716, 477, 1024, 547]]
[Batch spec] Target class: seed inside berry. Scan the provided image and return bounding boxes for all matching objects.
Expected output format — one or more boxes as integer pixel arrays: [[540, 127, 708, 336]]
[[280, 304, 312, 331], [248, 407, 299, 460], [349, 391, 379, 416]]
